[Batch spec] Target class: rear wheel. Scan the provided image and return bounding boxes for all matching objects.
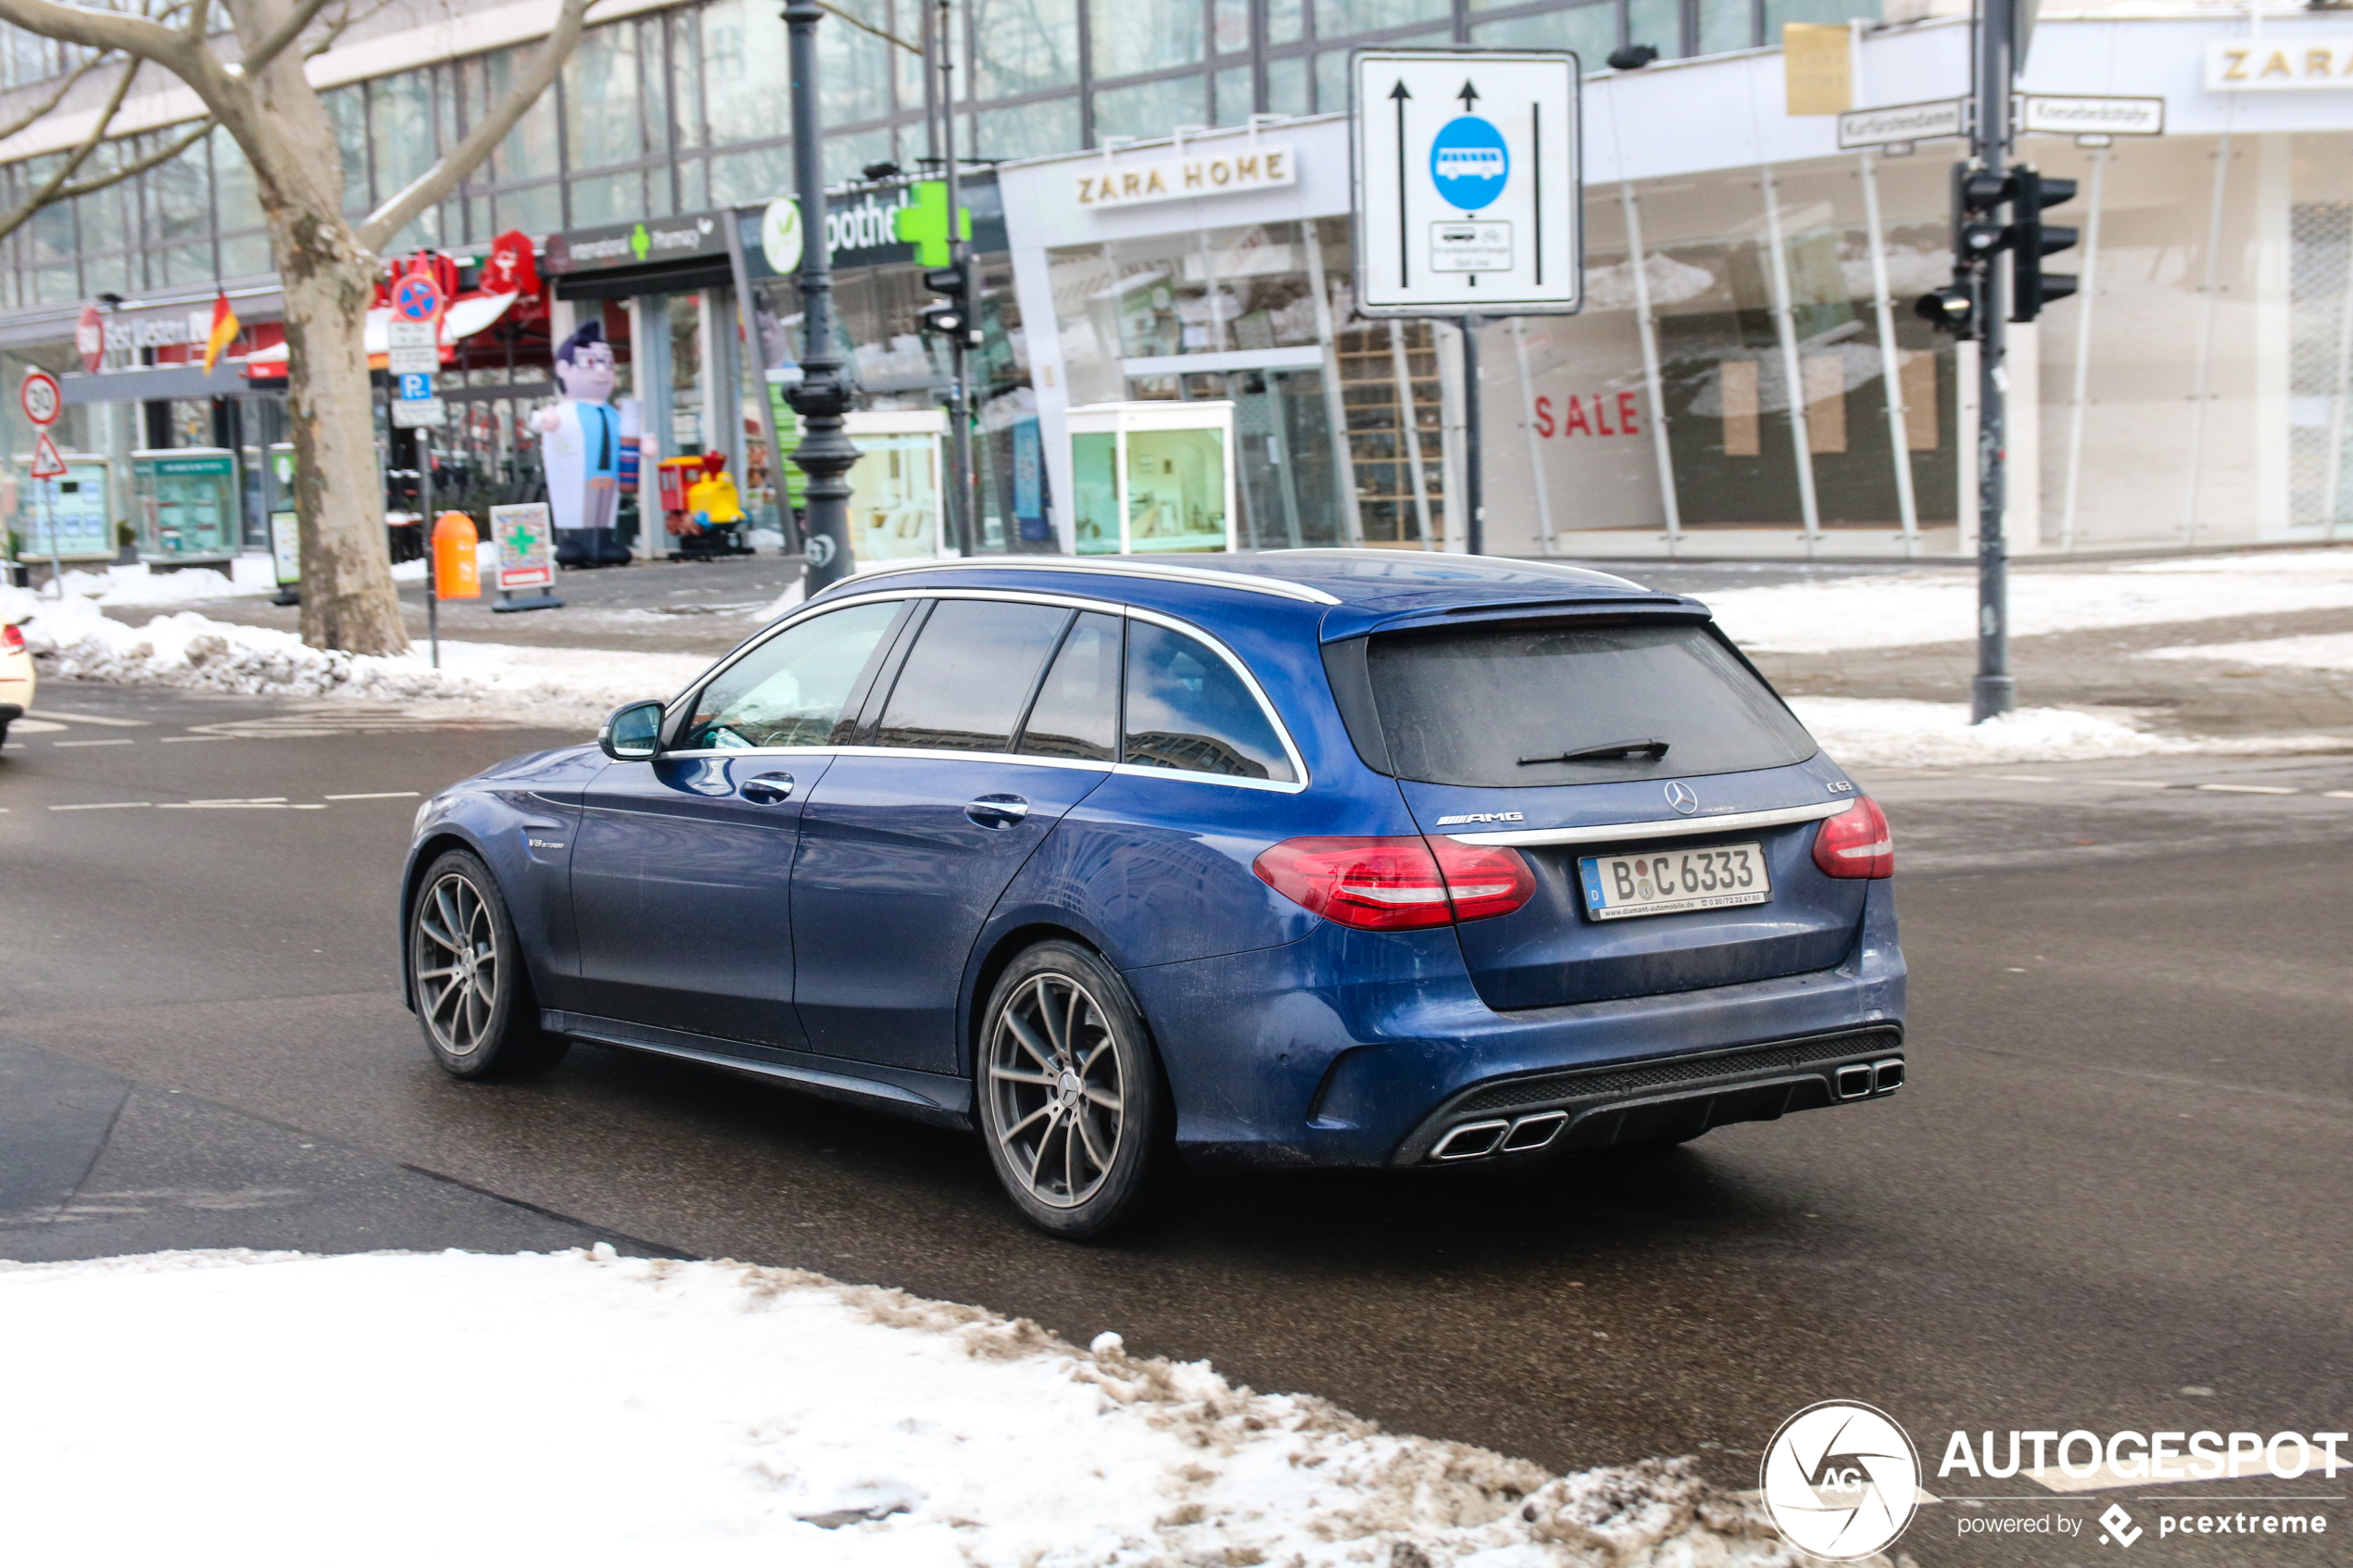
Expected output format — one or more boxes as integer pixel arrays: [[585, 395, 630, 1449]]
[[409, 849, 569, 1080], [976, 941, 1167, 1240]]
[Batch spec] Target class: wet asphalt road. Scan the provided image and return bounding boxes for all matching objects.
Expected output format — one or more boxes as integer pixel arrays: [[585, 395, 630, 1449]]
[[1, 680, 2346, 1567]]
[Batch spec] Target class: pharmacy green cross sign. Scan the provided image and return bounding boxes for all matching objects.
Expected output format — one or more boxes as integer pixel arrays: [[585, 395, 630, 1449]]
[[892, 181, 972, 268]]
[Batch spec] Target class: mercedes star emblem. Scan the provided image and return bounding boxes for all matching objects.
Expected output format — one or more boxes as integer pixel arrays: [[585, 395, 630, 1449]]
[[1665, 781, 1698, 815]]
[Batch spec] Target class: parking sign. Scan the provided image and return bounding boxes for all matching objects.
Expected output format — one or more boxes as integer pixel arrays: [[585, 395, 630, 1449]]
[[1352, 49, 1582, 316]]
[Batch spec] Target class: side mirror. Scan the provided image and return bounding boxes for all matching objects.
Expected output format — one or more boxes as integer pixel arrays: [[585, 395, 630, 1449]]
[[598, 699, 666, 761]]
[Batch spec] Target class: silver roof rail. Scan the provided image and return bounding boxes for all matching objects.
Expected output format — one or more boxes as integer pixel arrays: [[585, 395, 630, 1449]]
[[814, 555, 1343, 606]]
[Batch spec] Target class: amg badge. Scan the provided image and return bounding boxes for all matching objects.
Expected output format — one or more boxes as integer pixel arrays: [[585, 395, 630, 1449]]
[[1433, 811, 1525, 826]]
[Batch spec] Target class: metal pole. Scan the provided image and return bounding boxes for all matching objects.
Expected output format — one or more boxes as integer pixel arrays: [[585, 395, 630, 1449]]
[[1970, 0, 2014, 723], [2060, 143, 2108, 553], [1758, 162, 1821, 557], [940, 0, 975, 556], [2326, 200, 2353, 542], [2183, 132, 2231, 548], [784, 0, 860, 592], [1461, 313, 1484, 555], [1619, 182, 1681, 552], [422, 429, 439, 670], [1859, 149, 1920, 555], [1508, 318, 1556, 555]]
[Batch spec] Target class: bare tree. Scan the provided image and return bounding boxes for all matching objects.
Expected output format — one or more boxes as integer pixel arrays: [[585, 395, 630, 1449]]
[[0, 0, 591, 654]]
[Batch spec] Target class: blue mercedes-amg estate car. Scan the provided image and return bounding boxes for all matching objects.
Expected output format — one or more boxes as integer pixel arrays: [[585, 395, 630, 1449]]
[[400, 551, 1906, 1236]]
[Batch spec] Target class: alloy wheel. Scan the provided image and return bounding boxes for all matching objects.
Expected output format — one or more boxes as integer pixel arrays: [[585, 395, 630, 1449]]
[[414, 872, 500, 1059], [986, 972, 1126, 1209]]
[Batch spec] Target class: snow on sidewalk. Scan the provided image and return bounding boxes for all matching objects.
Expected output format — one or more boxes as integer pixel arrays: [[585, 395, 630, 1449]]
[[5, 586, 708, 734], [2143, 630, 2353, 674], [1786, 696, 2340, 770], [1695, 550, 2353, 654], [0, 1248, 1855, 1568]]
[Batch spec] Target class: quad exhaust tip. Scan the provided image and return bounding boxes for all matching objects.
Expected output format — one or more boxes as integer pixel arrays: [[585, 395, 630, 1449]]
[[1431, 1110, 1568, 1161], [1835, 1063, 1875, 1099], [1873, 1058, 1905, 1093]]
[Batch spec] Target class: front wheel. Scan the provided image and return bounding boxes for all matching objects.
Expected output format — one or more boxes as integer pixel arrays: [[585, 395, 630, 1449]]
[[976, 941, 1168, 1240], [409, 849, 569, 1080]]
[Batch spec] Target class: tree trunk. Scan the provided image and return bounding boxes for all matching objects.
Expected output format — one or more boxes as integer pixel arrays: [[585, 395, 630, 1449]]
[[275, 211, 409, 658]]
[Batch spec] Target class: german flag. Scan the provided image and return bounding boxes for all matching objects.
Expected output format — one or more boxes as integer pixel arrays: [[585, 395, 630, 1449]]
[[201, 290, 239, 372]]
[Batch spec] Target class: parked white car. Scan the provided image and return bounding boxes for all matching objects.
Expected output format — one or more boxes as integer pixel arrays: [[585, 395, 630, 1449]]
[[0, 615, 33, 747]]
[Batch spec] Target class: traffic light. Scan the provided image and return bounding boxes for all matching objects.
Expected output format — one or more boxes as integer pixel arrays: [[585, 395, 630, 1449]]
[[2007, 167, 2079, 322], [1915, 278, 1976, 338], [919, 261, 983, 348]]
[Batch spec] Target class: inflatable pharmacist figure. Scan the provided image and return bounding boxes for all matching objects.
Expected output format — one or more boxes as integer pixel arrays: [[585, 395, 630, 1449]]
[[533, 321, 631, 566]]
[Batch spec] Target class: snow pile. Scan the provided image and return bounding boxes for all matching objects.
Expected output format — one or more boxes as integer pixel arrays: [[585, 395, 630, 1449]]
[[43, 554, 277, 605], [1790, 696, 2338, 769], [1700, 550, 2353, 654], [6, 588, 710, 733], [2144, 631, 2353, 673], [0, 1247, 1860, 1568]]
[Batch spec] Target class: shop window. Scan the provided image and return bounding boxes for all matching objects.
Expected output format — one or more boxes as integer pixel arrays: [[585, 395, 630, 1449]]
[[372, 70, 436, 200], [1073, 432, 1119, 553], [817, 0, 894, 127], [711, 144, 793, 206], [1093, 76, 1208, 143], [571, 170, 648, 228], [1697, 0, 1755, 54], [1719, 360, 1761, 458], [973, 98, 1081, 162], [481, 51, 560, 183], [1213, 66, 1253, 126], [974, 0, 1079, 98], [564, 23, 646, 170], [1319, 0, 1450, 36], [704, 0, 796, 147], [824, 129, 894, 188], [875, 600, 1071, 753], [1090, 0, 1203, 77], [671, 7, 707, 148], [1470, 4, 1618, 62], [1019, 613, 1123, 763], [1803, 354, 1846, 454], [1629, 0, 1680, 55], [211, 128, 262, 236], [1126, 427, 1227, 550], [1265, 56, 1308, 116], [494, 182, 561, 238], [1765, 0, 1859, 34], [1124, 621, 1292, 783]]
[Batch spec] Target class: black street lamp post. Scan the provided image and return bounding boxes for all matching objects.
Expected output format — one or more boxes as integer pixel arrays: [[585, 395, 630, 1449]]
[[783, 0, 859, 594]]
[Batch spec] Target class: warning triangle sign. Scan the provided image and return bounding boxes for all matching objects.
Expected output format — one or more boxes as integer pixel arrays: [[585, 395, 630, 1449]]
[[29, 430, 67, 480]]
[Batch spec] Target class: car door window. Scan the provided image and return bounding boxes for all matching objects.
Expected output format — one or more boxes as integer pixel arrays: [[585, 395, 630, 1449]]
[[1016, 612, 1123, 763], [681, 600, 902, 751], [1122, 620, 1295, 783], [872, 599, 1071, 753]]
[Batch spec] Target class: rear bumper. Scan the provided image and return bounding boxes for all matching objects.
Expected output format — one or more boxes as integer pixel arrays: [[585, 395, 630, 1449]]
[[1393, 1023, 1904, 1165], [1123, 878, 1905, 1169]]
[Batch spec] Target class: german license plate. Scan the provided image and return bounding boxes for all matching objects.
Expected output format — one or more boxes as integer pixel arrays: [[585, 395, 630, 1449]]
[[1579, 842, 1770, 921]]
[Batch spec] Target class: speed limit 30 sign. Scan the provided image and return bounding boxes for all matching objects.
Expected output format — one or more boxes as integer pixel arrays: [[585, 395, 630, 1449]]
[[19, 367, 60, 427]]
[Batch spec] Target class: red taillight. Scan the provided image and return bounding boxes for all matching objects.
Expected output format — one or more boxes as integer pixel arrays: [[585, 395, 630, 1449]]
[[1252, 835, 1535, 930], [1812, 796, 1894, 879], [0, 622, 22, 653]]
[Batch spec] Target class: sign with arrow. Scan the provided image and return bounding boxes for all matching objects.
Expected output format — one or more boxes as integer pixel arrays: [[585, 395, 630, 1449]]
[[1352, 48, 1582, 316]]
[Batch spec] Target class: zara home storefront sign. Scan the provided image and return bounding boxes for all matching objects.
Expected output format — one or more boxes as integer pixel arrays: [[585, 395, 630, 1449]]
[[1075, 143, 1297, 209], [2207, 37, 2353, 89]]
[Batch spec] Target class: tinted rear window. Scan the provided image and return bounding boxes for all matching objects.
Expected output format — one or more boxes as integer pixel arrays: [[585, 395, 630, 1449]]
[[1365, 621, 1816, 787]]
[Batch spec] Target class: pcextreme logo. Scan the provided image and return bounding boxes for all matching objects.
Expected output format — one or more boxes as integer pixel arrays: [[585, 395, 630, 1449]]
[[1760, 1401, 1921, 1561]]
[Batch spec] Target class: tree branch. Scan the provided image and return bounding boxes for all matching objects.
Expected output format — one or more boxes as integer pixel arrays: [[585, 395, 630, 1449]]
[[353, 0, 589, 252], [228, 0, 333, 77], [0, 47, 138, 247], [0, 0, 201, 72], [0, 47, 115, 145], [49, 114, 212, 199]]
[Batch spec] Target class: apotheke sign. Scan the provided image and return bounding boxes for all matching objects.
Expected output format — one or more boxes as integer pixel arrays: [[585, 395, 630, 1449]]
[[1076, 144, 1297, 209]]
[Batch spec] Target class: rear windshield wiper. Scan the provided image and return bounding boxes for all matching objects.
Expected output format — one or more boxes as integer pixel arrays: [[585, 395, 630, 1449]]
[[1518, 738, 1670, 766]]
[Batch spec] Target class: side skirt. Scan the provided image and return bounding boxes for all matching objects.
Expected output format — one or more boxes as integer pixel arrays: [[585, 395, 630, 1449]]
[[542, 1010, 975, 1131]]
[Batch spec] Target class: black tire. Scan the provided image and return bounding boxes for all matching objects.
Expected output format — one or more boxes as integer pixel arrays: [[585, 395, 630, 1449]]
[[975, 940, 1168, 1240], [408, 848, 570, 1080]]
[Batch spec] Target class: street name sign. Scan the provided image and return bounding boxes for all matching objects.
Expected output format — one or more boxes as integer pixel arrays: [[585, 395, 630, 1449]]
[[391, 396, 446, 429], [1838, 98, 1968, 150], [1352, 48, 1581, 316], [386, 318, 437, 375], [2018, 94, 2164, 138]]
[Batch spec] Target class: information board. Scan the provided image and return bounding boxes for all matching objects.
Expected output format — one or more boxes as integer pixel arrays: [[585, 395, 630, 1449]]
[[12, 454, 113, 559], [490, 502, 556, 591]]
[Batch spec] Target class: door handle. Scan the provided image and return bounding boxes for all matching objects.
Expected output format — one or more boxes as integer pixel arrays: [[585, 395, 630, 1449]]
[[739, 771, 795, 805], [964, 793, 1030, 828]]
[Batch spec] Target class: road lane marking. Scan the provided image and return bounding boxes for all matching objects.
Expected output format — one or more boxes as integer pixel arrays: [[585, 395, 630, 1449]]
[[28, 709, 147, 727], [2196, 784, 2297, 795], [191, 797, 287, 804], [2327, 790, 2353, 799], [325, 791, 421, 800], [158, 735, 235, 743], [1988, 774, 2057, 783], [53, 739, 135, 747], [2082, 778, 2173, 788], [48, 802, 151, 810]]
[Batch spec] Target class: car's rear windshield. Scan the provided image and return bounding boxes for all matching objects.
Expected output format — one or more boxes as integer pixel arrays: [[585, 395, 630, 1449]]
[[1361, 620, 1817, 787]]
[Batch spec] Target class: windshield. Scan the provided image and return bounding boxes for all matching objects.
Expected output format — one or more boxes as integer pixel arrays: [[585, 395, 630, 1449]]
[[1362, 620, 1817, 788]]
